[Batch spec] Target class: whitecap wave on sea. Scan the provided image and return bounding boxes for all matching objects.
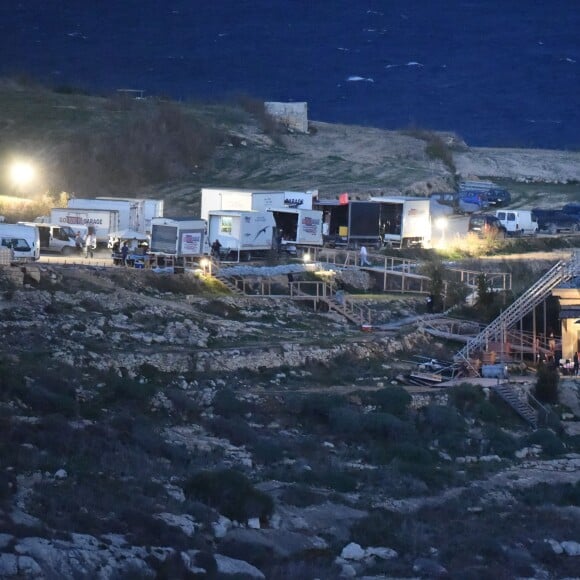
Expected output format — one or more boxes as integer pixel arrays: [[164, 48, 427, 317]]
[[346, 76, 374, 82], [385, 61, 424, 69]]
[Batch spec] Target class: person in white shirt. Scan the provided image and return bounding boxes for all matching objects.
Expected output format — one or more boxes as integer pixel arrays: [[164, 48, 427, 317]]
[[85, 233, 96, 258], [360, 245, 370, 266]]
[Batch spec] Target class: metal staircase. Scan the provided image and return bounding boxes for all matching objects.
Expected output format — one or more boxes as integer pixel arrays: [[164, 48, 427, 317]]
[[321, 293, 372, 327], [491, 383, 538, 428], [455, 252, 578, 366]]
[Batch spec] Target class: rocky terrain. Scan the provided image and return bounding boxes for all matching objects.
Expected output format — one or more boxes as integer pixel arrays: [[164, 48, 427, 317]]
[[1, 80, 580, 578], [0, 261, 579, 579]]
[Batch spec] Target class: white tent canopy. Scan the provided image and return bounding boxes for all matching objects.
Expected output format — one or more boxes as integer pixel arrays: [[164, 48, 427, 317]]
[[108, 229, 149, 241]]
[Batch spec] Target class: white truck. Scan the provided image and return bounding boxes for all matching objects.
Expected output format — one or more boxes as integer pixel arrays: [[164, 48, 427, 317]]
[[150, 217, 207, 259], [0, 223, 40, 262], [201, 188, 315, 221], [269, 208, 323, 247], [50, 207, 120, 244], [67, 198, 142, 233], [18, 222, 79, 254], [207, 210, 276, 261], [369, 196, 432, 248], [495, 209, 538, 236], [96, 197, 164, 234]]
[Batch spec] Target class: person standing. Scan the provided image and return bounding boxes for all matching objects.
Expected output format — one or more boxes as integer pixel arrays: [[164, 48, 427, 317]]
[[574, 351, 579, 377], [211, 239, 222, 261], [85, 232, 96, 259], [74, 231, 83, 253], [121, 241, 129, 265], [360, 245, 370, 266]]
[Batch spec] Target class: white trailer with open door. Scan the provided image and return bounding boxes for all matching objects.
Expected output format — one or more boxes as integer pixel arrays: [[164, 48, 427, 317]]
[[269, 208, 323, 247], [207, 210, 276, 261], [370, 196, 432, 248]]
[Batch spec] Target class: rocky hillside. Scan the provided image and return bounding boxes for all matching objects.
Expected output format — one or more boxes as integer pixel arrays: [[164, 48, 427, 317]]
[[1, 262, 579, 579]]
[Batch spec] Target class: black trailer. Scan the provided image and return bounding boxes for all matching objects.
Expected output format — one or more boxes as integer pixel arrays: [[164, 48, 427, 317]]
[[315, 200, 381, 248]]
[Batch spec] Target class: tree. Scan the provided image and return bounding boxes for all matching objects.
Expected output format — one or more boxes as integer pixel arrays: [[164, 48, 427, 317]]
[[534, 361, 559, 404]]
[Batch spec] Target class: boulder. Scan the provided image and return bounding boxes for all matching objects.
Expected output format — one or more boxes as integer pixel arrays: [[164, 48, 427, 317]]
[[341, 542, 365, 561], [215, 554, 265, 579], [221, 528, 328, 559], [561, 541, 580, 556]]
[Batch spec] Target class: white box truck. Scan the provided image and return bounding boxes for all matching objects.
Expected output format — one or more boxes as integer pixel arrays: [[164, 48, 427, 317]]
[[495, 209, 538, 236], [207, 210, 276, 261], [97, 197, 164, 234], [50, 208, 120, 244], [68, 198, 142, 232], [269, 208, 323, 246], [370, 196, 432, 248], [201, 188, 315, 221], [150, 217, 207, 258]]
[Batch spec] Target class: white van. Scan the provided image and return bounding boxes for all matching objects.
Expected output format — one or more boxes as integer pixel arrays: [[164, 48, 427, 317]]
[[0, 224, 40, 262], [19, 222, 79, 254], [495, 210, 538, 237]]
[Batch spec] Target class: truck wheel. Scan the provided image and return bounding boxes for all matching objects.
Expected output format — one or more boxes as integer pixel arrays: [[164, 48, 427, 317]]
[[61, 246, 73, 256], [573, 223, 580, 233], [548, 223, 558, 235]]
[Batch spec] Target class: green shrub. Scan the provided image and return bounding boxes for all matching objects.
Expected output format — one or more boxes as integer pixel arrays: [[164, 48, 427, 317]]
[[99, 369, 158, 406], [393, 460, 455, 490], [361, 412, 417, 443], [475, 399, 500, 423], [212, 388, 249, 418], [280, 484, 328, 507], [483, 425, 518, 457], [423, 405, 466, 435], [449, 384, 485, 413], [384, 442, 435, 464], [534, 362, 559, 404], [184, 469, 274, 523], [369, 387, 412, 418], [329, 406, 364, 436], [208, 416, 258, 447], [518, 481, 580, 506], [298, 393, 348, 423], [524, 428, 566, 457], [350, 509, 405, 551]]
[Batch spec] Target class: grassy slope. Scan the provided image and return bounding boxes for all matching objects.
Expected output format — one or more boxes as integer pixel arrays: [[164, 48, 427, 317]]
[[0, 81, 453, 215]]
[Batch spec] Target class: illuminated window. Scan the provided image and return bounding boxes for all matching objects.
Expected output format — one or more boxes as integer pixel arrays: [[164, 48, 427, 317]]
[[220, 216, 232, 234]]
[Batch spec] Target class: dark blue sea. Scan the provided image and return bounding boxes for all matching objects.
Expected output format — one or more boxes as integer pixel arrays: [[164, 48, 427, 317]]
[[1, 0, 579, 149]]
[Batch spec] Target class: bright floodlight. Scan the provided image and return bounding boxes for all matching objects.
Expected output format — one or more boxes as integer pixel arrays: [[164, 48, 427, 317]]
[[200, 258, 209, 268], [303, 253, 311, 263], [435, 216, 448, 231], [10, 161, 35, 187]]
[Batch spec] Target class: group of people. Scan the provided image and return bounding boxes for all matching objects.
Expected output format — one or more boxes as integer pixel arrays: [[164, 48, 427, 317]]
[[74, 230, 97, 258]]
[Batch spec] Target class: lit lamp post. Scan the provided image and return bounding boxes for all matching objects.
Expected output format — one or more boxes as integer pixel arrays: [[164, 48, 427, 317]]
[[9, 161, 35, 195], [435, 216, 448, 248], [199, 257, 212, 277]]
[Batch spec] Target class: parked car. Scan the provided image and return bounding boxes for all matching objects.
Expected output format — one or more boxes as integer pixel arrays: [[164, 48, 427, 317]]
[[562, 203, 580, 217], [495, 210, 538, 236], [468, 214, 507, 238], [531, 208, 580, 234], [486, 187, 511, 206]]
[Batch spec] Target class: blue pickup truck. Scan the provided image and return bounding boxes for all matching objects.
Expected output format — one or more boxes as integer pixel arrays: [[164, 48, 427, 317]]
[[532, 208, 580, 234]]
